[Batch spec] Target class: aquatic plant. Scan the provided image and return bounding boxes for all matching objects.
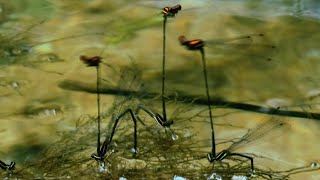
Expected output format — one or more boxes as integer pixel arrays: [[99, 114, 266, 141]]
[[0, 19, 104, 68], [4, 101, 319, 179]]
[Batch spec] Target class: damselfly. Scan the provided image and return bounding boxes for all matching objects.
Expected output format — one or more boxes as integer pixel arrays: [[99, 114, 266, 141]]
[[87, 60, 139, 172], [178, 35, 216, 157], [179, 34, 276, 62], [132, 4, 182, 141]]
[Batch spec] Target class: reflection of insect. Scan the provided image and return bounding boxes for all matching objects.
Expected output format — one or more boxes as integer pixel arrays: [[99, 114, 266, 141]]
[[0, 160, 15, 172], [207, 112, 287, 173]]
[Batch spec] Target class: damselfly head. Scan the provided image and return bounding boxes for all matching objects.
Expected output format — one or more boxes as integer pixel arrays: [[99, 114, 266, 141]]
[[162, 7, 170, 14], [80, 55, 102, 67], [178, 35, 187, 44]]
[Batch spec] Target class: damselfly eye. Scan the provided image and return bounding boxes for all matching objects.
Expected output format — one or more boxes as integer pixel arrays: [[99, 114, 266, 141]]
[[178, 35, 186, 43], [80, 55, 102, 66]]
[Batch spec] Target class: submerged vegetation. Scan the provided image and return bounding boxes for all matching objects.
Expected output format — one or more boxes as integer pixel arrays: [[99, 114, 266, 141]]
[[0, 0, 320, 179], [1, 97, 319, 179]]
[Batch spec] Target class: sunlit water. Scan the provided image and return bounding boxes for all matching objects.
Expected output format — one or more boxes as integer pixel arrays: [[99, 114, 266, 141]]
[[0, 0, 319, 179]]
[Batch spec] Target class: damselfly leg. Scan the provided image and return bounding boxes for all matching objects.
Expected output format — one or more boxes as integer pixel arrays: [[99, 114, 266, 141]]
[[135, 105, 178, 140], [161, 4, 181, 124], [133, 4, 181, 140], [80, 55, 103, 163]]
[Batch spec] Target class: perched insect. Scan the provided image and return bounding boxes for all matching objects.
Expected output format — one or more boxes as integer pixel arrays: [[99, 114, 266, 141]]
[[128, 3, 182, 141], [179, 34, 277, 147], [178, 35, 215, 156], [179, 34, 276, 61], [179, 35, 204, 50], [0, 160, 15, 172], [162, 4, 182, 17], [80, 55, 102, 67]]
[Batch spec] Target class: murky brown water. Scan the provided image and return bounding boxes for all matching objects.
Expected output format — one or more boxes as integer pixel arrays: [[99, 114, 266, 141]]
[[0, 0, 319, 179]]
